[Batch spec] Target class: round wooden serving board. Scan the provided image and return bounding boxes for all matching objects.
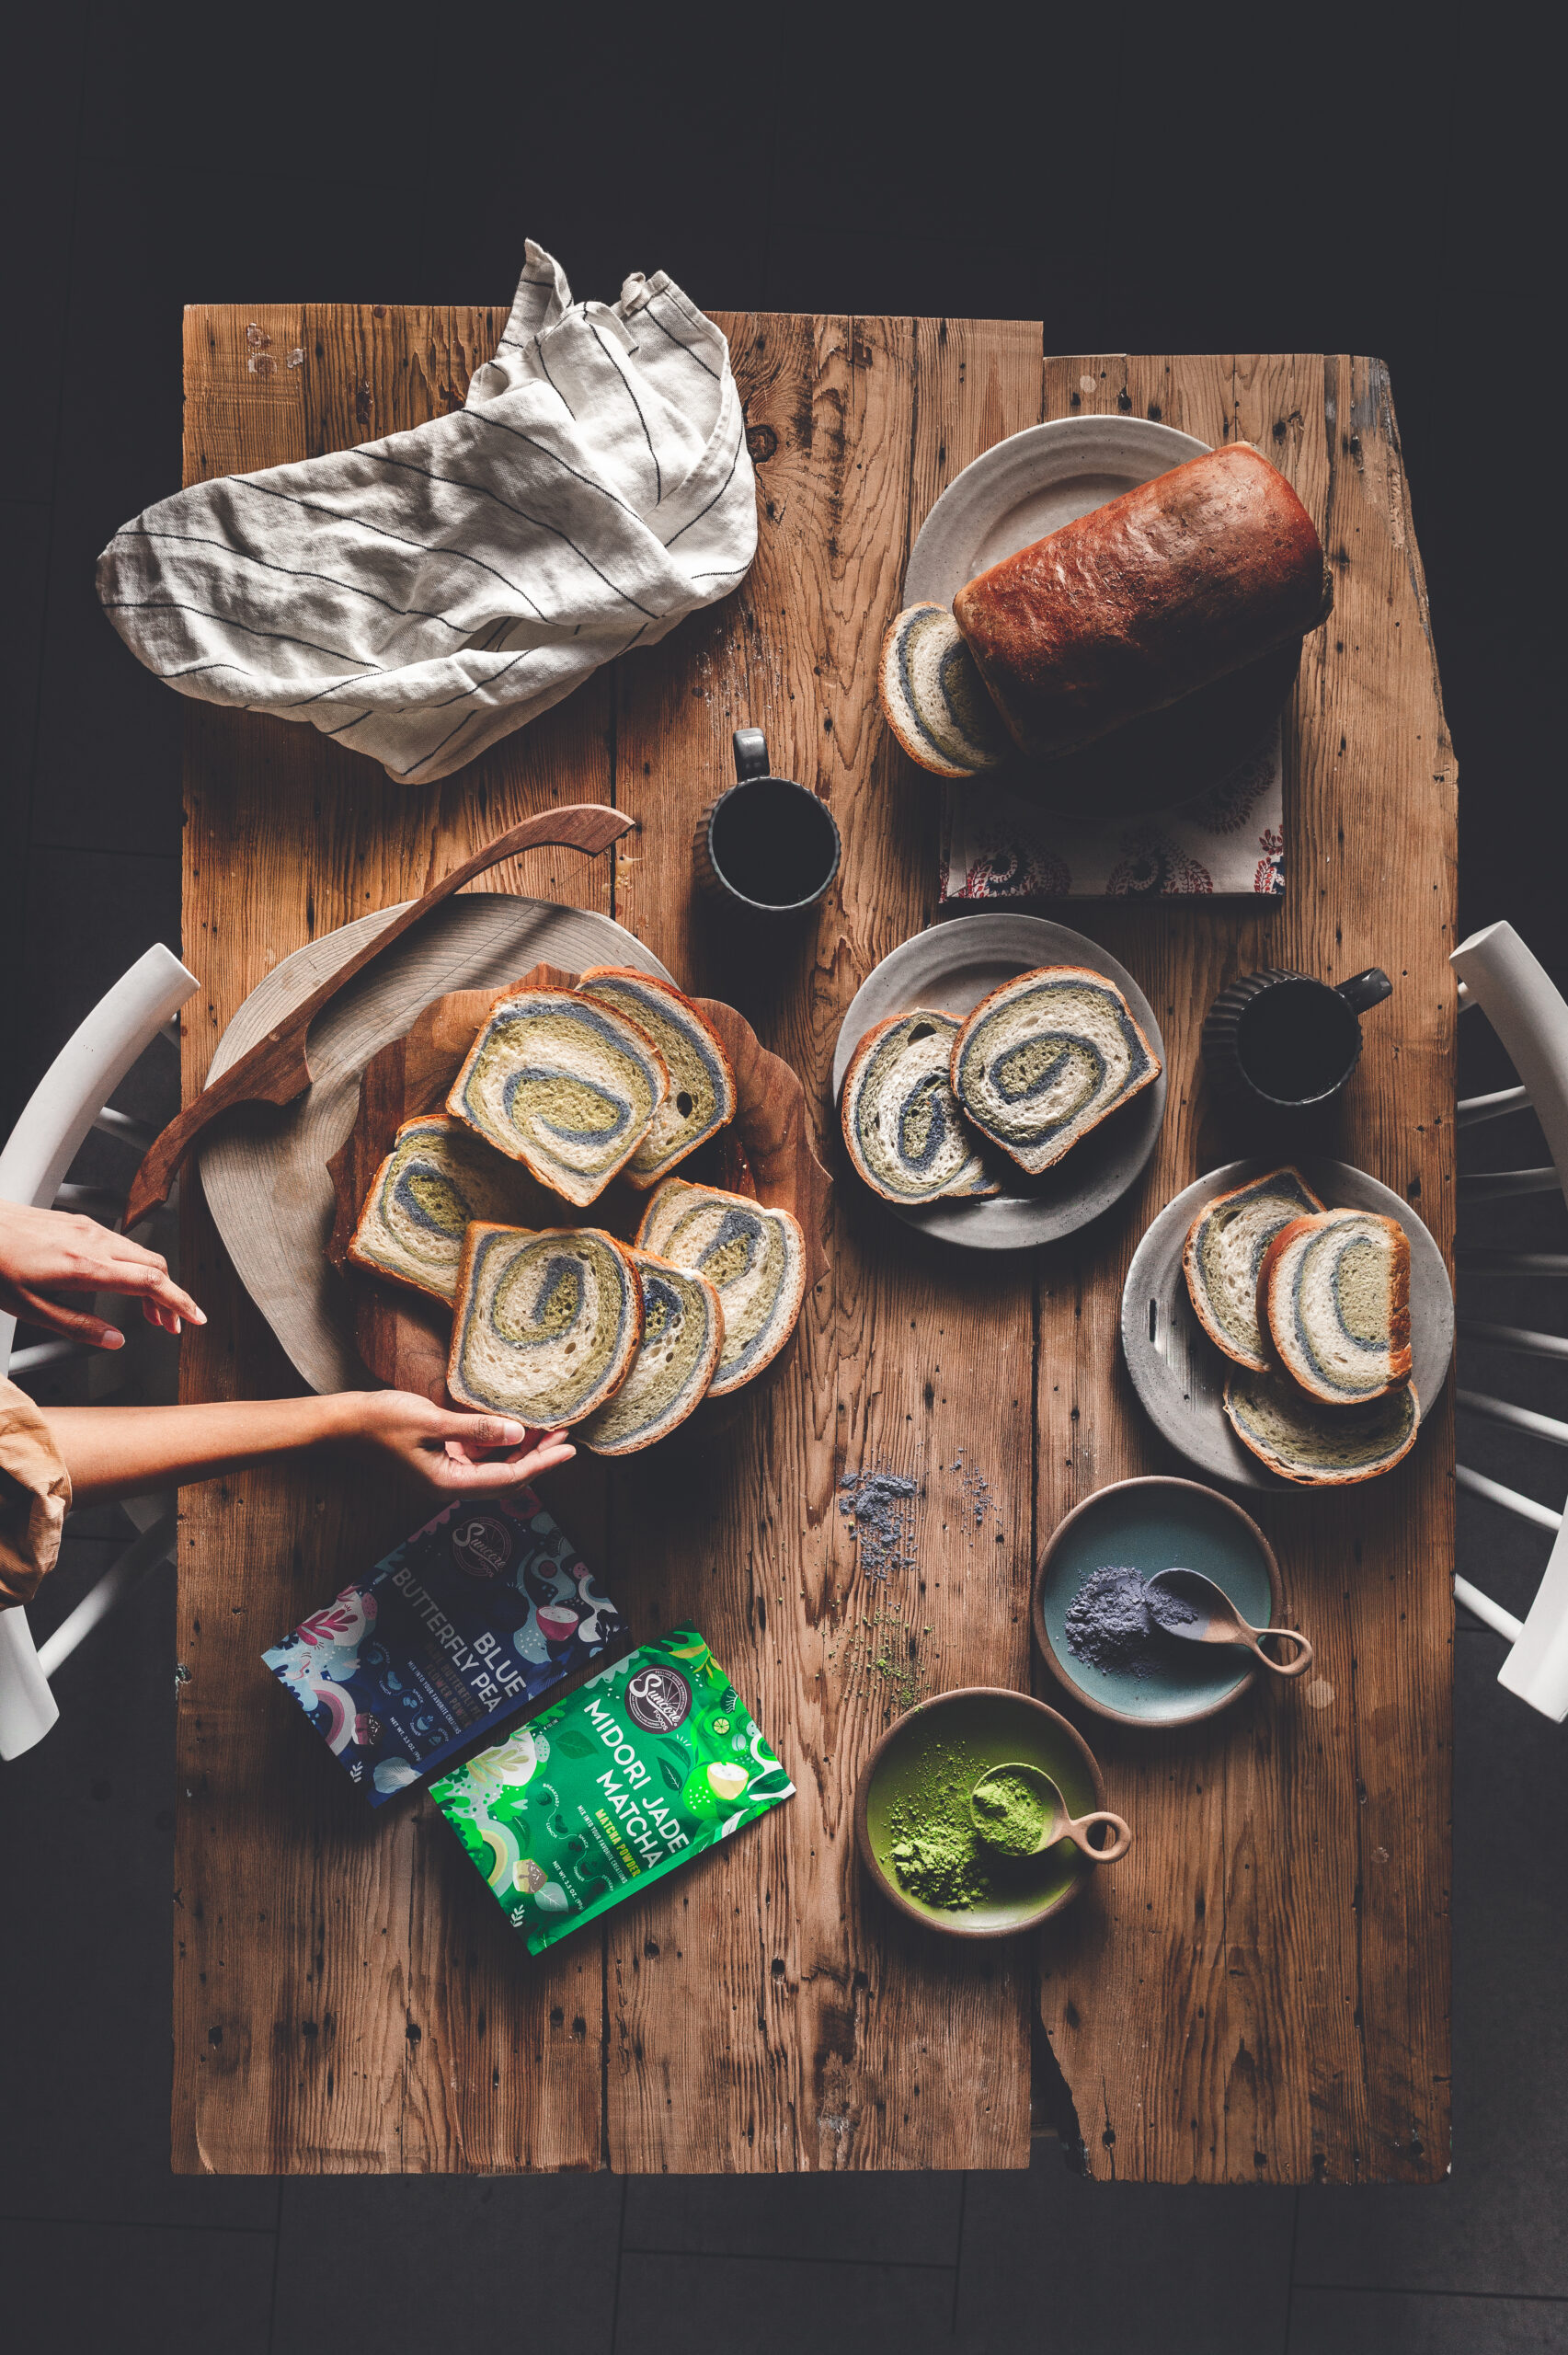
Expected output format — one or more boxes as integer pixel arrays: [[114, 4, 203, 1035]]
[[326, 961, 831, 1400]]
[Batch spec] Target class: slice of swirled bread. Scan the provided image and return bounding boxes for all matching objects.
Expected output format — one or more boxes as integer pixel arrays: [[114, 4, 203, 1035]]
[[348, 1115, 554, 1304], [635, 1179, 804, 1396], [575, 969, 736, 1188], [447, 986, 668, 1208], [1258, 1208, 1413, 1405], [1181, 1165, 1327, 1372], [841, 1009, 1000, 1204], [1225, 1368, 1419, 1486], [578, 1249, 725, 1455], [878, 603, 1011, 779], [447, 1223, 643, 1425], [950, 964, 1161, 1176]]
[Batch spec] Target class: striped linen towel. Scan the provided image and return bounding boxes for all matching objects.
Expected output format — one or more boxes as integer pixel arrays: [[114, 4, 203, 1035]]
[[96, 243, 757, 786]]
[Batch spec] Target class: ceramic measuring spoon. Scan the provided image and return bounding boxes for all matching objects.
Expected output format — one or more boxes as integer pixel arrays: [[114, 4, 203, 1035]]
[[968, 1763, 1132, 1864], [1144, 1568, 1313, 1678]]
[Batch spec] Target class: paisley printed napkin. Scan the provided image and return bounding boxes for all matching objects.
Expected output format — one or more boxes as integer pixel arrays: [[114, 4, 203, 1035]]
[[940, 719, 1284, 902]]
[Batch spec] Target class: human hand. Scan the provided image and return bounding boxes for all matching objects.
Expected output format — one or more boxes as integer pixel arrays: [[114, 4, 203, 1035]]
[[0, 1199, 206, 1348], [340, 1390, 575, 1493]]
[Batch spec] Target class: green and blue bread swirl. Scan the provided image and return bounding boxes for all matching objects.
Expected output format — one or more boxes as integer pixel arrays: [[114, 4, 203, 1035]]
[[578, 1248, 726, 1455], [840, 1009, 1001, 1205], [1181, 1166, 1328, 1372], [447, 1223, 644, 1426], [447, 986, 669, 1208], [950, 964, 1162, 1176], [346, 1115, 551, 1304], [1257, 1208, 1413, 1406], [635, 1178, 805, 1396], [575, 968, 737, 1189], [878, 603, 1011, 778], [1225, 1368, 1419, 1486]]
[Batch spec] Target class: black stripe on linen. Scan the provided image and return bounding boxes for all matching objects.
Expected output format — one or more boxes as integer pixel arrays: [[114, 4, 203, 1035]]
[[271, 672, 384, 713], [101, 599, 383, 670], [118, 525, 469, 632], [457, 408, 643, 523], [324, 708, 376, 739], [660, 429, 745, 550], [391, 706, 484, 780], [228, 477, 540, 610], [160, 657, 258, 684], [534, 338, 576, 418], [361, 449, 658, 619], [586, 319, 662, 503], [640, 294, 720, 380]]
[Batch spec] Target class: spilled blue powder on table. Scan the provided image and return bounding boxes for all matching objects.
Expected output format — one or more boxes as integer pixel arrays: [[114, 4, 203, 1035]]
[[839, 1471, 919, 1580], [1064, 1566, 1198, 1678]]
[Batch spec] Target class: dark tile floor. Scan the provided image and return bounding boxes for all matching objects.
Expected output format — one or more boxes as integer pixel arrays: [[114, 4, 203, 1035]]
[[4, 6, 1566, 2350]]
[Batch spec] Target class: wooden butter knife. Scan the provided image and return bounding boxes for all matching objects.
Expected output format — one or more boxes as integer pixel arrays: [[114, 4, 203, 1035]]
[[124, 802, 636, 1231]]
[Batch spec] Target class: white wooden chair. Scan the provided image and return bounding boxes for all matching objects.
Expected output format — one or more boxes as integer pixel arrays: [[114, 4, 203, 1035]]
[[0, 945, 198, 1760], [1451, 921, 1568, 1720]]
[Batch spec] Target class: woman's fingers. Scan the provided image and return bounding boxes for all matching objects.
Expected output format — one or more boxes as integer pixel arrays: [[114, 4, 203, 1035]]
[[11, 1286, 125, 1350], [109, 1258, 206, 1322]]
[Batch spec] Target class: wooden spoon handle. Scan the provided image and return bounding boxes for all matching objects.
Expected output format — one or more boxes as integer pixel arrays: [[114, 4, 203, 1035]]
[[1064, 1810, 1133, 1864], [123, 803, 636, 1230], [1250, 1626, 1314, 1678]]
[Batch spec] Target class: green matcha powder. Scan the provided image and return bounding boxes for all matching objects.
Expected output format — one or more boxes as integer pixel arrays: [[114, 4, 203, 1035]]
[[886, 1740, 1046, 1912]]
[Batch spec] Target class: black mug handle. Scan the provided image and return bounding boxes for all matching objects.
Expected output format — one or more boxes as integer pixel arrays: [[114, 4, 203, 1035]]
[[733, 727, 770, 782], [1335, 967, 1392, 1017]]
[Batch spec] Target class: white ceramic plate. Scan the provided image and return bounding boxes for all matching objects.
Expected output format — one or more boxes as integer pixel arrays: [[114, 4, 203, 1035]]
[[830, 913, 1167, 1251], [905, 414, 1208, 608], [198, 896, 673, 1394], [1120, 1158, 1455, 1489]]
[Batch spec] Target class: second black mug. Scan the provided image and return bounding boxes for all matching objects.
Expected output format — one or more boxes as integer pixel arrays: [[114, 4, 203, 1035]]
[[1202, 965, 1393, 1110]]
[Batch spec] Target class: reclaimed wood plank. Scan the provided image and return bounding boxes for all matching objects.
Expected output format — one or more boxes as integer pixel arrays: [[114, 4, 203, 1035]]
[[604, 314, 1046, 2171], [1034, 352, 1454, 2184], [174, 301, 614, 2173]]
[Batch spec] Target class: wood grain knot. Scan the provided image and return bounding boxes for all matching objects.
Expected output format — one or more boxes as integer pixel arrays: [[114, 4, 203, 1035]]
[[747, 423, 778, 464]]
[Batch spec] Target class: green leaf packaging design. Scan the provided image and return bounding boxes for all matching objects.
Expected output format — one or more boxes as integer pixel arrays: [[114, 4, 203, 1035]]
[[430, 1628, 794, 1953]]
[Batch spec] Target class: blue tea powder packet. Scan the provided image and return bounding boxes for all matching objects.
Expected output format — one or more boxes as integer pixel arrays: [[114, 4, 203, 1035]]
[[262, 1488, 626, 1805]]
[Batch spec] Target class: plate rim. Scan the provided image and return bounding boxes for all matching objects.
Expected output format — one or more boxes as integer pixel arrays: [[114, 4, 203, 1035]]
[[905, 412, 1211, 609], [852, 1684, 1105, 1938], [1031, 1474, 1284, 1729], [1119, 1155, 1457, 1491], [830, 911, 1168, 1253]]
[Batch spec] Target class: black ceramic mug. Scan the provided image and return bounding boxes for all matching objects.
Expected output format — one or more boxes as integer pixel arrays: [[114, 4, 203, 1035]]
[[1202, 965, 1393, 1110], [694, 729, 841, 919]]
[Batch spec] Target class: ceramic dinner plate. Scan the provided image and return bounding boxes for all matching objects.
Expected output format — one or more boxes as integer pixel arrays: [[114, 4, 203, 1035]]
[[1120, 1157, 1456, 1490], [1033, 1476, 1282, 1728], [830, 913, 1166, 1250], [854, 1686, 1106, 1937], [904, 414, 1207, 610], [197, 896, 673, 1395]]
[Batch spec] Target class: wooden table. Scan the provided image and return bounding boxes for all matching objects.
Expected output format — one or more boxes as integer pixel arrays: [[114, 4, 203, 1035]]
[[174, 316, 1455, 2181]]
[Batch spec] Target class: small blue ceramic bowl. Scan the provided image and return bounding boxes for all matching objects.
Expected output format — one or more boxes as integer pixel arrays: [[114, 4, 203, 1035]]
[[1033, 1476, 1283, 1728]]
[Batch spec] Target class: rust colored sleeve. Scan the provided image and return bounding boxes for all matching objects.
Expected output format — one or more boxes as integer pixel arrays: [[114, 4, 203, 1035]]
[[0, 1380, 72, 1609]]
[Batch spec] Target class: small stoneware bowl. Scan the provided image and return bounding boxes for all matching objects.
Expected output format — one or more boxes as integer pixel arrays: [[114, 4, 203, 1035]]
[[1033, 1476, 1283, 1729], [854, 1686, 1111, 1939]]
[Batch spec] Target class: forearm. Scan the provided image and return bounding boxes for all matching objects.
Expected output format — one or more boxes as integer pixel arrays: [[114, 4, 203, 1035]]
[[43, 1395, 363, 1505]]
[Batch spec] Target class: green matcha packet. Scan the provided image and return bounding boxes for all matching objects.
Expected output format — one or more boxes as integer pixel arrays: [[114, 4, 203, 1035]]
[[430, 1626, 794, 1954]]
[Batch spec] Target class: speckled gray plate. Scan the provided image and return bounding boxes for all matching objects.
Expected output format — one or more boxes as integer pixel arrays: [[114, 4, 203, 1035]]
[[1120, 1158, 1455, 1489], [830, 913, 1167, 1250], [905, 415, 1207, 608], [198, 896, 672, 1394]]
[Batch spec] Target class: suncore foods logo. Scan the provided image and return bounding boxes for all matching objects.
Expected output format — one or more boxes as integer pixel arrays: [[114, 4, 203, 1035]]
[[449, 1515, 515, 1580], [624, 1665, 692, 1733]]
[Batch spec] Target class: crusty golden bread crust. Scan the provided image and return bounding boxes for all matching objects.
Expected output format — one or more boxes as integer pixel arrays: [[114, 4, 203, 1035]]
[[951, 444, 1331, 762]]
